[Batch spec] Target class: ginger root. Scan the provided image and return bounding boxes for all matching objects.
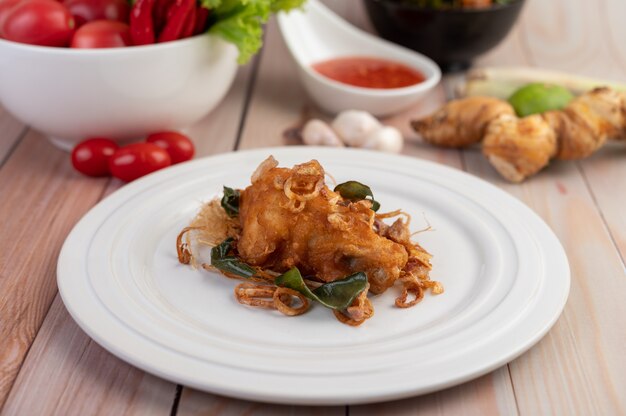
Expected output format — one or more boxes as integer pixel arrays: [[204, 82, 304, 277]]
[[411, 87, 626, 182], [411, 96, 515, 148], [483, 114, 557, 183]]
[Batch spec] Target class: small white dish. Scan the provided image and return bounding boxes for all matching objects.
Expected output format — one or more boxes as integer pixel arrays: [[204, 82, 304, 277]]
[[0, 34, 238, 151], [57, 147, 570, 405], [277, 0, 441, 116]]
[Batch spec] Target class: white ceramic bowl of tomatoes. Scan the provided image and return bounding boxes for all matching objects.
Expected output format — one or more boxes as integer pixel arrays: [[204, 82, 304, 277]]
[[0, 0, 238, 150]]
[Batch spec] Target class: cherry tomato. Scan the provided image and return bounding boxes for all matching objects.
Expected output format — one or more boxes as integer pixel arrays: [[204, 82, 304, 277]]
[[146, 131, 195, 164], [71, 20, 130, 48], [2, 0, 75, 46], [109, 143, 171, 182], [0, 0, 21, 37], [63, 0, 129, 27], [71, 138, 118, 177]]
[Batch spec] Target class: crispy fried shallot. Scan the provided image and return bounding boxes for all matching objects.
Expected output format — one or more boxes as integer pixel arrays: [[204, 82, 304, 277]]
[[235, 283, 276, 309], [233, 283, 310, 316], [396, 280, 425, 308], [273, 287, 310, 316], [333, 284, 374, 326]]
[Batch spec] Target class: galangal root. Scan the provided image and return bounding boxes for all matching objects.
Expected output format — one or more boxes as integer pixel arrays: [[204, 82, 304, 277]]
[[411, 87, 626, 182]]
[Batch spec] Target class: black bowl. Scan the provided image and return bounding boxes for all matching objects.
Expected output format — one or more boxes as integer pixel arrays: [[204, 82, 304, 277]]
[[363, 0, 525, 72]]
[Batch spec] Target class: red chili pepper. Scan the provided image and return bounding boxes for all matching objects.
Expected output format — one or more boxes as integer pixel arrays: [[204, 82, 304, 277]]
[[165, 0, 177, 21], [153, 0, 174, 35], [180, 6, 196, 38], [193, 6, 210, 35], [130, 0, 156, 45], [157, 0, 194, 42]]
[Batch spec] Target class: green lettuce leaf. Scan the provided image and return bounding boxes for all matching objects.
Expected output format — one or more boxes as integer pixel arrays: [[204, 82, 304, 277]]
[[202, 0, 306, 64]]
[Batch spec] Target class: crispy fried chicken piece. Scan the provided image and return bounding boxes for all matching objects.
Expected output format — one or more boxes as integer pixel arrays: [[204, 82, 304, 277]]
[[237, 158, 409, 294]]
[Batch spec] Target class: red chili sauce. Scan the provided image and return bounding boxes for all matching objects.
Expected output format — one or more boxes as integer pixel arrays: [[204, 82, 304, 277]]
[[312, 56, 425, 89]]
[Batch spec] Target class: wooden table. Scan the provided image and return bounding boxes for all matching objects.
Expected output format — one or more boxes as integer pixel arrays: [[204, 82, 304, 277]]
[[1, 1, 625, 414]]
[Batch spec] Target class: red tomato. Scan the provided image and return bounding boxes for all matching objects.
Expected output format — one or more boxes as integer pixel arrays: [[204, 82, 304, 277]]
[[146, 131, 195, 164], [0, 0, 21, 37], [2, 0, 75, 46], [71, 20, 130, 48], [71, 138, 118, 177], [109, 143, 171, 182], [63, 0, 129, 27]]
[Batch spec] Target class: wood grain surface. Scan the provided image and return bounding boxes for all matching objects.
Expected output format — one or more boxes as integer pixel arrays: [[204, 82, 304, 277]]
[[1, 0, 625, 414], [0, 110, 25, 165]]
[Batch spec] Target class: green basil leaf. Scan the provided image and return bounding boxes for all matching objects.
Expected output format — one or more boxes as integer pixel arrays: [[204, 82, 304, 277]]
[[210, 238, 255, 278], [334, 181, 373, 200], [211, 237, 233, 259], [212, 258, 256, 278], [275, 267, 368, 310], [221, 186, 240, 217], [312, 273, 368, 309], [334, 181, 380, 212], [275, 267, 316, 298]]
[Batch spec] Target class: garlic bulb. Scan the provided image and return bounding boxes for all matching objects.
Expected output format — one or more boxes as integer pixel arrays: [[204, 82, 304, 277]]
[[331, 110, 382, 147], [301, 119, 343, 147], [361, 126, 404, 153]]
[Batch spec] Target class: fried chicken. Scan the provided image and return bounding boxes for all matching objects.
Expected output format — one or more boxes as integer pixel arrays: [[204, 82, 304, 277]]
[[237, 157, 409, 294]]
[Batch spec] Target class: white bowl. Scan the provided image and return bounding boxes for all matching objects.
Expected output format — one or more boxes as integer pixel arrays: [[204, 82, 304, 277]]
[[278, 0, 441, 116], [0, 34, 238, 150]]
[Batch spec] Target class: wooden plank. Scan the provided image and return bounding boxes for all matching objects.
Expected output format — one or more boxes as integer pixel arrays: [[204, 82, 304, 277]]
[[177, 390, 343, 416], [1, 61, 256, 415], [580, 146, 626, 262], [463, 149, 626, 415], [0, 108, 27, 164], [352, 369, 518, 416], [575, 0, 626, 263], [0, 131, 110, 409], [185, 61, 260, 157], [462, 1, 626, 413], [474, 1, 532, 67], [1, 296, 175, 416], [514, 0, 625, 79], [460, 5, 626, 411], [602, 0, 626, 71], [236, 15, 309, 150]]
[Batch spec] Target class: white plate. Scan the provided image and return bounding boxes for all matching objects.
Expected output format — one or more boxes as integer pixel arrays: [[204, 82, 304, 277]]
[[58, 147, 570, 405]]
